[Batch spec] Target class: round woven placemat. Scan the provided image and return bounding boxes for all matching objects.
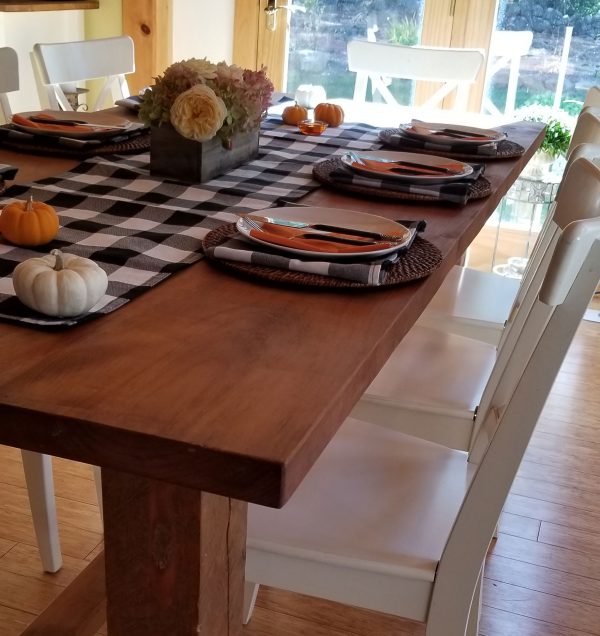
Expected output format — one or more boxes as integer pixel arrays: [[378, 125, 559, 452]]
[[0, 128, 150, 159], [313, 156, 491, 202], [202, 223, 443, 290], [378, 129, 525, 161]]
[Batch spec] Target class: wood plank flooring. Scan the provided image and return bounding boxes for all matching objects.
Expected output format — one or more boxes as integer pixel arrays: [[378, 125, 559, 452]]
[[0, 320, 598, 635]]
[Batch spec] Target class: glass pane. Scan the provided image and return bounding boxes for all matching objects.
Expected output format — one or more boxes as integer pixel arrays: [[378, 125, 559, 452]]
[[285, 0, 425, 101], [484, 0, 600, 117]]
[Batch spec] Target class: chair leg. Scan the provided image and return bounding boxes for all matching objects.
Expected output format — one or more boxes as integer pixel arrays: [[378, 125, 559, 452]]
[[465, 566, 483, 636], [20, 450, 62, 573], [243, 582, 260, 625], [92, 465, 104, 523]]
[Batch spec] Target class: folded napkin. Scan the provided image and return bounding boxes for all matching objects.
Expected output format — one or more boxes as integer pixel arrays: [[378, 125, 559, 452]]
[[205, 219, 425, 286], [328, 163, 485, 205], [387, 131, 499, 157], [0, 122, 147, 151], [12, 113, 95, 134], [0, 164, 18, 180]]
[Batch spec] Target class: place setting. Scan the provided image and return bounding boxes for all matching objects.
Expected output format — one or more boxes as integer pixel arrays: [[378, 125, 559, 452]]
[[0, 110, 150, 157], [202, 205, 442, 289], [378, 118, 526, 160], [313, 148, 491, 204]]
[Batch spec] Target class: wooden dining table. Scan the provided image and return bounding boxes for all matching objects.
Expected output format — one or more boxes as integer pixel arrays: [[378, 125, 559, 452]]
[[0, 119, 544, 635]]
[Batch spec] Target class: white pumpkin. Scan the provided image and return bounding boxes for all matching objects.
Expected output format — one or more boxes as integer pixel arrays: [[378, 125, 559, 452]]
[[13, 249, 108, 317]]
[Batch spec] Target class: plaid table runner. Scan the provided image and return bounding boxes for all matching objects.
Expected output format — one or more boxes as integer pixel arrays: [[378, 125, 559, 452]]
[[0, 119, 388, 329]]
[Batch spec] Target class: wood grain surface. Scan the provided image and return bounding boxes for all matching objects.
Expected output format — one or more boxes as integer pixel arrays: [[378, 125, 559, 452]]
[[0, 120, 544, 508]]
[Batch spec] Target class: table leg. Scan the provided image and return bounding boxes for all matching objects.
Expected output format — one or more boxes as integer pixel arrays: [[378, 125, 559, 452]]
[[102, 468, 247, 636]]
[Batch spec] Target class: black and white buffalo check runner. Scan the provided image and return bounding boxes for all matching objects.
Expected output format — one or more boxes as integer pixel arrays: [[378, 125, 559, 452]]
[[0, 119, 384, 328]]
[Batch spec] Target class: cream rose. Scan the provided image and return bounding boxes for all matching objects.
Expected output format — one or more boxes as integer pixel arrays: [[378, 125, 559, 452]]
[[170, 84, 227, 142]]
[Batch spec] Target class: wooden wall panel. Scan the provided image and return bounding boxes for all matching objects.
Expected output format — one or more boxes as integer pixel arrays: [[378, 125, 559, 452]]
[[122, 0, 172, 94]]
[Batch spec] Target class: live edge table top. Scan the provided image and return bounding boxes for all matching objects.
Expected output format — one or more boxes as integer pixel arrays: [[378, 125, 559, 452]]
[[0, 121, 544, 508]]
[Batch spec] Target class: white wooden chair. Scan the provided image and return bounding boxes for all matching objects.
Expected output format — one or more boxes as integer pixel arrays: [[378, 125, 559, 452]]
[[31, 36, 134, 111], [0, 46, 62, 573], [347, 40, 484, 112], [245, 193, 600, 635], [0, 47, 19, 123], [351, 153, 600, 451], [583, 85, 600, 109], [417, 102, 600, 345]]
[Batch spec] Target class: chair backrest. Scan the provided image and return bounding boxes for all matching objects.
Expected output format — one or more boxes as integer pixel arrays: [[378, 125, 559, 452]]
[[431, 199, 600, 632], [31, 36, 134, 111], [583, 85, 600, 109], [0, 47, 19, 122], [346, 40, 484, 111], [569, 107, 600, 151], [490, 110, 600, 358], [468, 154, 600, 454]]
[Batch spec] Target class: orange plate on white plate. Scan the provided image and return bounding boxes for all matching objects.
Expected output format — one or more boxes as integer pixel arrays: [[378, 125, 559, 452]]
[[236, 206, 411, 260], [341, 151, 473, 184], [12, 110, 140, 140], [401, 120, 506, 146]]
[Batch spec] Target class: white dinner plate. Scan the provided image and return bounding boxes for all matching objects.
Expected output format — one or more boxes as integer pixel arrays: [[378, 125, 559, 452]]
[[236, 206, 411, 260], [341, 150, 473, 184], [12, 110, 140, 139], [400, 120, 507, 146]]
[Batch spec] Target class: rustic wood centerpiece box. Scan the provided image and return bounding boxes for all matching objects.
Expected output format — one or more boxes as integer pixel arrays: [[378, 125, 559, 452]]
[[150, 125, 260, 183]]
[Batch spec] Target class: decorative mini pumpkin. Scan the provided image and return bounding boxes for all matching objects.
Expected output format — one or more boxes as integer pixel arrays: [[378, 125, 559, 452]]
[[13, 249, 108, 317], [314, 103, 345, 127], [282, 103, 309, 126], [0, 196, 60, 246]]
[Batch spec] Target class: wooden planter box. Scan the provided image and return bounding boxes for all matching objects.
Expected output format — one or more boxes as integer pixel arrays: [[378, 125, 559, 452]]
[[150, 125, 260, 183]]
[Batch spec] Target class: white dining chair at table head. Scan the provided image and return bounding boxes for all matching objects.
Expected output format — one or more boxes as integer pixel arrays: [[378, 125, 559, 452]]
[[583, 85, 600, 110], [0, 45, 65, 574], [350, 153, 600, 453], [31, 36, 135, 111], [0, 47, 19, 124], [244, 185, 600, 636], [346, 39, 484, 113], [417, 106, 600, 346]]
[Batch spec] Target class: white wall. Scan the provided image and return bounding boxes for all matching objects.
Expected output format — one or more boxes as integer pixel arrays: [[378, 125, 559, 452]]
[[0, 0, 235, 122], [172, 0, 235, 63], [0, 11, 84, 118]]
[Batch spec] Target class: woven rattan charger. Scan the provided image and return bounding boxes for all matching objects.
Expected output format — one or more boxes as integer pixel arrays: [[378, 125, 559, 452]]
[[313, 156, 491, 202], [0, 126, 150, 159], [202, 223, 443, 290], [378, 128, 526, 161]]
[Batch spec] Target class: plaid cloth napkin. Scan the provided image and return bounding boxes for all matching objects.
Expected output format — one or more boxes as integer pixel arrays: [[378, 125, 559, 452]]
[[385, 131, 499, 156], [205, 219, 426, 286], [327, 162, 485, 205], [0, 123, 148, 152], [0, 164, 18, 179]]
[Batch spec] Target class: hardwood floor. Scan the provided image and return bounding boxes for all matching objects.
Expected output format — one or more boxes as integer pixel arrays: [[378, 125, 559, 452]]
[[0, 321, 598, 634]]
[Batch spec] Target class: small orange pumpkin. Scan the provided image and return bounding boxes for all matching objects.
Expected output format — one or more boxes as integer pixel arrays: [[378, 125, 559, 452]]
[[314, 103, 345, 127], [0, 196, 59, 246], [282, 103, 309, 126]]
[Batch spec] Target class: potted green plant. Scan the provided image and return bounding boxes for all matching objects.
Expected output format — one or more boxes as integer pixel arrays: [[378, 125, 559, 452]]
[[516, 105, 574, 177]]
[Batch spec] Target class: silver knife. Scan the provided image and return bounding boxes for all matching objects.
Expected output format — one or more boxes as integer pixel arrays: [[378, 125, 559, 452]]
[[246, 214, 406, 241]]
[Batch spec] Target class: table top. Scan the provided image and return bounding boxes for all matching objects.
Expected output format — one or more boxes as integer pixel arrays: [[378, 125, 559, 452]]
[[0, 120, 544, 508]]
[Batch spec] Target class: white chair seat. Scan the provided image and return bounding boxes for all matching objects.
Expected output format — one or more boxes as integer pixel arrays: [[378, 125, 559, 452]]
[[417, 265, 520, 344], [351, 326, 496, 450], [247, 417, 472, 621]]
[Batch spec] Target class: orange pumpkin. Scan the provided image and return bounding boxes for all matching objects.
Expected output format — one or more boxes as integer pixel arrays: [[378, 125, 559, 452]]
[[282, 103, 309, 125], [0, 196, 59, 246], [314, 103, 345, 127]]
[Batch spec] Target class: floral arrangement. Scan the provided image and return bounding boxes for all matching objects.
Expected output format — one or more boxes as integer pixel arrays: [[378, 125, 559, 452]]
[[515, 104, 574, 159], [139, 58, 274, 148]]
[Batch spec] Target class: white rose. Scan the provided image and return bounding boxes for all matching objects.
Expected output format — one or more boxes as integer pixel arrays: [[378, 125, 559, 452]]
[[170, 85, 227, 142]]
